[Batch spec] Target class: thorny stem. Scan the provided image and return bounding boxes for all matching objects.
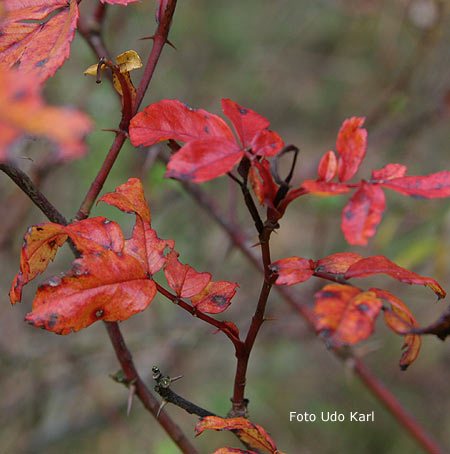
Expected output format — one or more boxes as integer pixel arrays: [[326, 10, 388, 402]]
[[162, 158, 444, 453], [155, 282, 243, 348], [1, 163, 198, 453], [74, 0, 178, 221], [105, 323, 199, 454]]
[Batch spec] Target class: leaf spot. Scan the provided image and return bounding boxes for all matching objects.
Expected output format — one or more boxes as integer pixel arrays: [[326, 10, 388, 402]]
[[35, 58, 49, 68], [345, 210, 354, 220], [48, 313, 58, 327], [204, 126, 210, 134], [357, 303, 370, 313], [212, 294, 227, 307], [238, 107, 248, 115], [95, 309, 104, 318]]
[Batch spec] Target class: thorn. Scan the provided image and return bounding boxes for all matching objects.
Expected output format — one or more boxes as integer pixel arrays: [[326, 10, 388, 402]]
[[101, 128, 129, 138], [165, 39, 177, 50], [157, 399, 168, 418], [140, 34, 155, 41], [171, 374, 183, 383], [263, 317, 277, 322], [127, 383, 136, 416], [250, 242, 261, 248]]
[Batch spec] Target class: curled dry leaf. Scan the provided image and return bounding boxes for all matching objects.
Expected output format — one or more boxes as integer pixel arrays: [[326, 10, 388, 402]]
[[196, 416, 285, 454], [314, 284, 383, 346]]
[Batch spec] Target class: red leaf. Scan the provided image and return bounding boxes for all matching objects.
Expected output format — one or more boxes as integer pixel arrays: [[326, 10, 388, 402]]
[[195, 416, 282, 454], [0, 0, 79, 83], [250, 129, 284, 157], [165, 138, 243, 183], [314, 253, 363, 275], [318, 150, 338, 182], [191, 281, 238, 314], [371, 164, 407, 181], [251, 158, 279, 206], [379, 171, 450, 198], [129, 99, 234, 148], [345, 255, 446, 298], [270, 257, 314, 286], [248, 166, 265, 205], [341, 181, 385, 245], [221, 99, 269, 147], [101, 0, 139, 4], [372, 289, 421, 369], [24, 218, 157, 334], [301, 180, 351, 196], [164, 250, 211, 298], [336, 117, 367, 182], [314, 284, 383, 345], [0, 70, 92, 162], [99, 178, 174, 274], [9, 223, 68, 304]]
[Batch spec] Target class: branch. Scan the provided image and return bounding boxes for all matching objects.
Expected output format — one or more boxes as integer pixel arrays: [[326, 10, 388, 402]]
[[161, 158, 444, 453]]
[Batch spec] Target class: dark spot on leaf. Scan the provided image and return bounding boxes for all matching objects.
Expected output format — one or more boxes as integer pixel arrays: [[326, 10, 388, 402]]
[[117, 252, 123, 257], [102, 244, 110, 249], [238, 108, 248, 115], [35, 58, 49, 67], [36, 227, 44, 231], [48, 313, 58, 328], [319, 291, 337, 299], [49, 240, 56, 247], [93, 251, 103, 257], [95, 309, 104, 318], [132, 246, 138, 252], [357, 303, 370, 313], [344, 210, 354, 220], [212, 294, 228, 307], [13, 89, 26, 101], [204, 126, 210, 134]]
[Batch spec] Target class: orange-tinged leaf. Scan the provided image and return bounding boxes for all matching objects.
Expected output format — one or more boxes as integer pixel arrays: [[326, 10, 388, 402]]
[[345, 255, 446, 299], [341, 181, 385, 245], [248, 165, 265, 205], [190, 281, 238, 314], [318, 150, 338, 182], [379, 171, 450, 199], [314, 253, 363, 275], [269, 257, 314, 286], [250, 129, 284, 157], [371, 164, 407, 181], [0, 69, 92, 162], [301, 180, 351, 196], [25, 218, 156, 334], [195, 416, 282, 454], [165, 137, 243, 183], [99, 178, 174, 275], [372, 289, 421, 369], [129, 99, 234, 148], [9, 223, 67, 304], [0, 0, 79, 83], [314, 284, 383, 345], [164, 250, 211, 298], [336, 117, 367, 182]]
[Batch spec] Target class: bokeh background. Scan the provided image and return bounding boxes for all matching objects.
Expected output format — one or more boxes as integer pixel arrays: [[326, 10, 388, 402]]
[[0, 0, 449, 452]]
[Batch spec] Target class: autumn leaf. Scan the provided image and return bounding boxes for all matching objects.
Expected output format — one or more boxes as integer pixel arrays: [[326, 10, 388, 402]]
[[371, 163, 407, 181], [129, 99, 284, 183], [345, 255, 446, 299], [211, 449, 259, 454], [378, 171, 450, 199], [0, 69, 92, 162], [10, 223, 68, 304], [269, 257, 314, 286], [313, 253, 363, 275], [336, 117, 367, 182], [11, 217, 157, 334], [372, 289, 421, 369], [99, 178, 174, 275], [301, 180, 351, 197], [191, 281, 238, 314], [164, 250, 211, 298], [341, 181, 386, 246], [314, 284, 383, 345], [195, 416, 285, 454], [318, 150, 338, 182], [101, 0, 140, 5], [0, 0, 79, 83]]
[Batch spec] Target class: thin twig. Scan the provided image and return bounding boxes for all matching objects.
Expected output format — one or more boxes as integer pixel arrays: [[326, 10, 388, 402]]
[[160, 157, 444, 453]]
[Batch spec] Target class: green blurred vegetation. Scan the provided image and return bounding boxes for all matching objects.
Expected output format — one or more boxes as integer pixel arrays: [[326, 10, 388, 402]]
[[0, 0, 449, 453]]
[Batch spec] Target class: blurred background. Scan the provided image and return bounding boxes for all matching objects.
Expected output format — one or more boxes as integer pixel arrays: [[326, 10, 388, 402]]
[[0, 0, 449, 452]]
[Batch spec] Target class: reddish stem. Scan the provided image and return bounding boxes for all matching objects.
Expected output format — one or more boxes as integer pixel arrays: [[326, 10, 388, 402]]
[[155, 282, 243, 348], [105, 322, 199, 454], [166, 170, 444, 453]]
